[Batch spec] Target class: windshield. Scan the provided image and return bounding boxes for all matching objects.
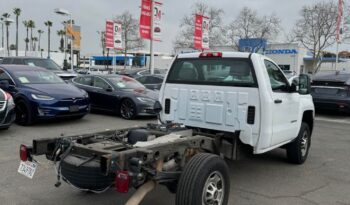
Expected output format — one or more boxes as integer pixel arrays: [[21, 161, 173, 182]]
[[23, 59, 62, 71], [107, 76, 145, 89], [13, 70, 64, 84]]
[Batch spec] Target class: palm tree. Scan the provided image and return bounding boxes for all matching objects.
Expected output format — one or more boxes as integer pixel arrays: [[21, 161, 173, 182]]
[[37, 29, 44, 51], [13, 8, 21, 56], [44, 21, 53, 58], [27, 20, 35, 51], [23, 20, 29, 52], [2, 13, 12, 56], [31, 37, 38, 51], [0, 17, 4, 49], [57, 30, 65, 52]]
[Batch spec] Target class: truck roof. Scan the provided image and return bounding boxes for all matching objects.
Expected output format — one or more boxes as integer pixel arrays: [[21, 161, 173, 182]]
[[177, 51, 252, 59]]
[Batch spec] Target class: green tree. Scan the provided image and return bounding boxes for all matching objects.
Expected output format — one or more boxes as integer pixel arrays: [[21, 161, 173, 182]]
[[37, 29, 44, 51], [31, 37, 38, 51], [23, 20, 29, 51], [28, 20, 35, 51], [44, 21, 53, 58], [57, 30, 66, 52], [2, 13, 12, 56], [13, 8, 21, 56]]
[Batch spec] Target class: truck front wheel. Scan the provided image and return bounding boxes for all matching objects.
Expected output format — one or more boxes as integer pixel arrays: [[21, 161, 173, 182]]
[[286, 122, 311, 164], [175, 153, 230, 205]]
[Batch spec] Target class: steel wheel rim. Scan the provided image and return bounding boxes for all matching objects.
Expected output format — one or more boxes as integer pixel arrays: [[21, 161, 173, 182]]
[[301, 131, 309, 157], [120, 100, 135, 119], [202, 171, 225, 205]]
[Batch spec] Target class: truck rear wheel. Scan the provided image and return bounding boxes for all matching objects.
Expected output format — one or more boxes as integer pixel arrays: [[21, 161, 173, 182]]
[[175, 153, 230, 205], [286, 122, 311, 164]]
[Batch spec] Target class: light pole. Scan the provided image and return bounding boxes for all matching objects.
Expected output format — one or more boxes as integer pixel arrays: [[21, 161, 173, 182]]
[[4, 18, 14, 56], [55, 8, 73, 72], [0, 18, 4, 49]]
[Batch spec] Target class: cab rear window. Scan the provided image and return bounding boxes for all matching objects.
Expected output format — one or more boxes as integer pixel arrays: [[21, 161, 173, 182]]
[[166, 58, 257, 87]]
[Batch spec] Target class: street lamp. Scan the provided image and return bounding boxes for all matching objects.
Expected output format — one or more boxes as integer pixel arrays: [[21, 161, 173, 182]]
[[55, 8, 73, 72], [4, 18, 14, 57]]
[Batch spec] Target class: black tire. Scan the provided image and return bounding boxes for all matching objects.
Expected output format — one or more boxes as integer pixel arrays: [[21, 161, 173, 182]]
[[176, 153, 230, 205], [120, 99, 137, 120], [60, 155, 115, 191], [286, 122, 311, 164], [15, 100, 34, 126]]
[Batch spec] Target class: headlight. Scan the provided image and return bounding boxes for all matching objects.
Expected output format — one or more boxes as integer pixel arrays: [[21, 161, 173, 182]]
[[137, 97, 155, 104], [31, 94, 55, 101]]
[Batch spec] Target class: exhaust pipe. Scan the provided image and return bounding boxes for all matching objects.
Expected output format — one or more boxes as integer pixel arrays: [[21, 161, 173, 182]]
[[125, 180, 156, 205]]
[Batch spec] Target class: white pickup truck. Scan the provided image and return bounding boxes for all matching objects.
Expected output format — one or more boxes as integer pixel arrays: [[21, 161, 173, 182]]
[[19, 51, 314, 205]]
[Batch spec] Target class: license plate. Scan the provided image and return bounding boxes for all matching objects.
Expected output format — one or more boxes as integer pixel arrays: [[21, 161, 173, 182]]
[[18, 161, 37, 179], [69, 105, 79, 112]]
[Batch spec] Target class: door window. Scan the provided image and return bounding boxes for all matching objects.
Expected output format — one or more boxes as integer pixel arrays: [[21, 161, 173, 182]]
[[0, 69, 15, 85], [264, 60, 289, 92], [93, 77, 110, 89], [75, 76, 92, 86], [136, 76, 147, 84], [149, 76, 163, 84]]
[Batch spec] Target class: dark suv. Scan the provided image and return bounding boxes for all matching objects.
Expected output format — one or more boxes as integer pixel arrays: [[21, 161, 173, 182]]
[[311, 71, 350, 113], [1, 57, 77, 81]]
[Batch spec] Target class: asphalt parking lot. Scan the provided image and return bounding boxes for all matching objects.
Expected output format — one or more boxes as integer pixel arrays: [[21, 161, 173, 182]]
[[0, 112, 350, 205]]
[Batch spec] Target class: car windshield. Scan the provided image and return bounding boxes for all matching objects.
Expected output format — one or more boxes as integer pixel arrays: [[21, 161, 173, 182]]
[[23, 59, 62, 71], [107, 76, 145, 89], [13, 70, 64, 84]]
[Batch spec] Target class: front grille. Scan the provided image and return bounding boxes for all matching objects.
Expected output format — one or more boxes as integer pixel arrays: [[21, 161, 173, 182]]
[[312, 81, 345, 87], [0, 101, 5, 111]]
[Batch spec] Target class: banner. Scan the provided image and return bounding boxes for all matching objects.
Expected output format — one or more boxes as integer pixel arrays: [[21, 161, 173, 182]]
[[114, 22, 123, 50], [139, 0, 152, 40], [153, 1, 162, 41], [65, 25, 81, 51], [194, 14, 209, 50], [336, 0, 344, 42], [105, 20, 114, 49]]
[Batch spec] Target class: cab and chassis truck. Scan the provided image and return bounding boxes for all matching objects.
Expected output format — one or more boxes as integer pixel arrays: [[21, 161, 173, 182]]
[[19, 52, 314, 205]]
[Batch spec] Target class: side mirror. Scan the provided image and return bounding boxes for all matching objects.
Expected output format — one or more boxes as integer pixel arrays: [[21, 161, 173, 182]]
[[0, 80, 10, 89], [105, 86, 113, 92], [298, 74, 311, 95], [153, 101, 162, 114]]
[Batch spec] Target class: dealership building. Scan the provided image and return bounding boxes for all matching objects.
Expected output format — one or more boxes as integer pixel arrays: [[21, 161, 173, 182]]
[[175, 40, 349, 74]]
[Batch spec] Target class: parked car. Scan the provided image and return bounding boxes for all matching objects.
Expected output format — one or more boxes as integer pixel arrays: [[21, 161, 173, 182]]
[[135, 74, 164, 90], [71, 74, 158, 119], [1, 57, 77, 81], [0, 88, 16, 130], [117, 68, 167, 79], [311, 71, 350, 113], [0, 65, 90, 125]]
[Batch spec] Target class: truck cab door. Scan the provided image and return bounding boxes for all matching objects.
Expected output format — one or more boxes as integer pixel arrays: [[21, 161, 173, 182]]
[[264, 60, 300, 146]]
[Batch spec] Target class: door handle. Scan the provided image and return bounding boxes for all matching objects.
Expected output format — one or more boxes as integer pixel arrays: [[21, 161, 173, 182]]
[[274, 99, 283, 104]]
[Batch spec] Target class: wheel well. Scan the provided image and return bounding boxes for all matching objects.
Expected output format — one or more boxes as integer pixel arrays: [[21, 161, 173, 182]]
[[302, 110, 314, 135]]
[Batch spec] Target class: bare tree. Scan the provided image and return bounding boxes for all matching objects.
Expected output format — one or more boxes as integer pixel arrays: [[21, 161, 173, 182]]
[[114, 11, 144, 68], [292, 1, 338, 74], [173, 2, 226, 50], [226, 7, 281, 49]]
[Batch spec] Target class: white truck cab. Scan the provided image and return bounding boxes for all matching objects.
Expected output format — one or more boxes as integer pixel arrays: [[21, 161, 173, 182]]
[[160, 51, 314, 162]]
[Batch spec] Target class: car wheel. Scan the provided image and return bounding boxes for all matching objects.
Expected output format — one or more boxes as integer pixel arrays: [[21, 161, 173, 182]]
[[286, 122, 311, 164], [120, 99, 136, 120], [176, 153, 230, 205], [15, 100, 34, 126]]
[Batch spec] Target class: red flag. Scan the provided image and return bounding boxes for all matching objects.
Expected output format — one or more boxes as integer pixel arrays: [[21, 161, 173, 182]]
[[105, 20, 114, 49], [336, 0, 343, 42], [194, 14, 203, 49], [139, 0, 152, 40]]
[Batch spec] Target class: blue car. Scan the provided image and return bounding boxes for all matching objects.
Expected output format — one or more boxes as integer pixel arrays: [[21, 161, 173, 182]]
[[0, 65, 90, 125]]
